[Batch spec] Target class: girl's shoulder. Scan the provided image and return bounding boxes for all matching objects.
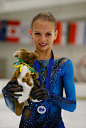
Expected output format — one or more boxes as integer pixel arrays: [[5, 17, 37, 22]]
[[53, 56, 73, 75], [54, 55, 72, 68], [54, 55, 67, 65]]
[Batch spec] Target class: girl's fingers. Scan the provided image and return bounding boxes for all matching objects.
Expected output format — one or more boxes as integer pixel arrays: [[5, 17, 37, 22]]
[[8, 87, 23, 92]]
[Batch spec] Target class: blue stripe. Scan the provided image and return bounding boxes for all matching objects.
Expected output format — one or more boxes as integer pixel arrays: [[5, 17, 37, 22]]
[[0, 21, 7, 41]]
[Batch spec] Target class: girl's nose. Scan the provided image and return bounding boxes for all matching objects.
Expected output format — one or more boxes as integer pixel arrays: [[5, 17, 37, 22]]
[[40, 35, 46, 42]]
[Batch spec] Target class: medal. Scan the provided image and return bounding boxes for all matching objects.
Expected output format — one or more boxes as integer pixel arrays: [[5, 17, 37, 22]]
[[37, 105, 46, 114], [34, 50, 54, 114]]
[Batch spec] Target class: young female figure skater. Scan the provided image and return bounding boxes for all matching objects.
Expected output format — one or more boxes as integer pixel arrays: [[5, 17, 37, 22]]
[[2, 12, 76, 128]]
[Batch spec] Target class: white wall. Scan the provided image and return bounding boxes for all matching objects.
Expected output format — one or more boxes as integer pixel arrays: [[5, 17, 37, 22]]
[[0, 2, 86, 21]]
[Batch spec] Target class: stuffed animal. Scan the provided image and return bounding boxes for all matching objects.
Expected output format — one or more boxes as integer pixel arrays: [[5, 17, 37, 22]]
[[10, 48, 40, 116]]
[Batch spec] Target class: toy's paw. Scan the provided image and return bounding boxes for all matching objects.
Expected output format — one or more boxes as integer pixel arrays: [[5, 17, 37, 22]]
[[32, 73, 39, 80], [28, 82, 33, 86], [14, 99, 24, 116]]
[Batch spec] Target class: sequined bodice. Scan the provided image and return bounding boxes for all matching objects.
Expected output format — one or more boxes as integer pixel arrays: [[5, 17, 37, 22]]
[[38, 59, 64, 94], [38, 60, 49, 87]]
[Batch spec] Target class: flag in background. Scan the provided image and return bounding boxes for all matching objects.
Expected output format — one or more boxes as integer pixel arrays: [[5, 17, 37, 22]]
[[61, 22, 68, 46], [68, 22, 77, 44], [0, 20, 86, 45], [53, 22, 62, 45], [6, 21, 20, 43], [19, 22, 32, 44], [66, 22, 70, 44], [53, 22, 68, 46], [75, 21, 85, 45], [0, 21, 7, 41]]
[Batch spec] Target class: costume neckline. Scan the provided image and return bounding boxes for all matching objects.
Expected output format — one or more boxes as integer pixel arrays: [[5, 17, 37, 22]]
[[38, 57, 62, 61]]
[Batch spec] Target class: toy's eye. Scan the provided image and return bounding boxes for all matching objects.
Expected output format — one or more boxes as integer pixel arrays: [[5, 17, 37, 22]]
[[27, 53, 29, 55]]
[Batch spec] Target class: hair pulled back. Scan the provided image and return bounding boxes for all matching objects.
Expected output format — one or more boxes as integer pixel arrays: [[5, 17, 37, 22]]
[[31, 12, 57, 31]]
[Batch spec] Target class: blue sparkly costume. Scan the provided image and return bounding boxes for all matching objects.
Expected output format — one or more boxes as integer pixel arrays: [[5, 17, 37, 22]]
[[2, 57, 76, 128]]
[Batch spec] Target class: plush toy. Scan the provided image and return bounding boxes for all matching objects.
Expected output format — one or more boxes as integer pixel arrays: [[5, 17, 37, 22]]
[[10, 48, 40, 116]]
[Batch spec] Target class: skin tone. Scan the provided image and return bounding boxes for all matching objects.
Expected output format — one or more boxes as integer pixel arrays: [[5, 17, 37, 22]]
[[30, 19, 59, 60]]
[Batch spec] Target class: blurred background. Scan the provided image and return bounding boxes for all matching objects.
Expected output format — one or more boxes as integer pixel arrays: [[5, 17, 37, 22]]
[[0, 0, 86, 128]]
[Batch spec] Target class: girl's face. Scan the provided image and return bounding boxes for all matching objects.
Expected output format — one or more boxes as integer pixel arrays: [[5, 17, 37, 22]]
[[30, 19, 58, 51]]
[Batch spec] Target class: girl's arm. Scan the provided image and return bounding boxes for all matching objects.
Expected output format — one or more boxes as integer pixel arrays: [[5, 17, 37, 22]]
[[48, 59, 76, 112]]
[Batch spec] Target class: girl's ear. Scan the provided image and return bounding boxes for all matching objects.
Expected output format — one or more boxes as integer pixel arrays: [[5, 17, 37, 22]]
[[54, 30, 58, 41], [30, 29, 33, 39]]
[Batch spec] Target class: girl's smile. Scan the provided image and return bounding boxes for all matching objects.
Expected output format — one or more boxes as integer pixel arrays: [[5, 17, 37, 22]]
[[38, 43, 48, 47]]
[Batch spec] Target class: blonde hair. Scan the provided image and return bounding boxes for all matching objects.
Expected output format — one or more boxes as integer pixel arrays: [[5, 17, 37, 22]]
[[31, 12, 57, 31]]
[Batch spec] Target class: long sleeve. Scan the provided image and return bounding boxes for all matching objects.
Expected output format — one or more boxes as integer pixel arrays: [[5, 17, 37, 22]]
[[48, 59, 76, 112], [2, 62, 19, 113], [2, 87, 15, 113]]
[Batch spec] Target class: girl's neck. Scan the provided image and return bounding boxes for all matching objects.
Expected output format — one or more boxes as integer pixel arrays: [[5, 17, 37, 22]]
[[36, 49, 52, 60]]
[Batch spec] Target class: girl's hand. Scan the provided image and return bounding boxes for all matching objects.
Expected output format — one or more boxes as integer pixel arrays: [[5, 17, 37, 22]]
[[3, 80, 23, 99], [31, 87, 49, 101]]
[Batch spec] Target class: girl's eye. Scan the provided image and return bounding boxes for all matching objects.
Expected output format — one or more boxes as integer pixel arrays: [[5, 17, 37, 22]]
[[35, 33, 40, 35], [46, 33, 51, 36]]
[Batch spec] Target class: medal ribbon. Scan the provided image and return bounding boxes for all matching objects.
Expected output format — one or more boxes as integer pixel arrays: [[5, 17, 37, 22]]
[[34, 50, 54, 90]]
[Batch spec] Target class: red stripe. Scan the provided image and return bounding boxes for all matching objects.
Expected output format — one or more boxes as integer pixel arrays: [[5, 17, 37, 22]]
[[6, 37, 19, 42], [68, 22, 76, 44], [54, 22, 62, 45], [7, 21, 20, 25]]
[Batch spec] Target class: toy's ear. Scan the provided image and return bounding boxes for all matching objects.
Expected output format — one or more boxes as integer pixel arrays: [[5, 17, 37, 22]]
[[13, 48, 25, 57], [13, 49, 21, 57], [26, 72, 29, 76]]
